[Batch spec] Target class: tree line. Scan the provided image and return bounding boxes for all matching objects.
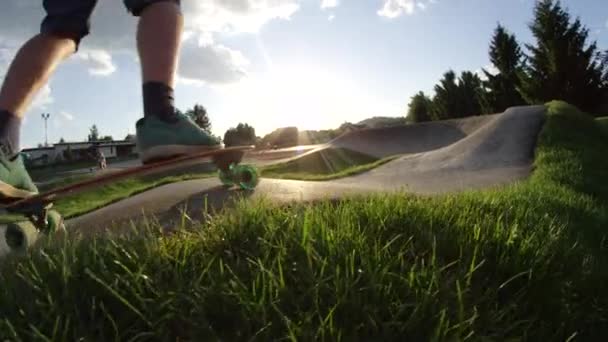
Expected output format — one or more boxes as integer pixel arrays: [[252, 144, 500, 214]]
[[408, 0, 608, 123]]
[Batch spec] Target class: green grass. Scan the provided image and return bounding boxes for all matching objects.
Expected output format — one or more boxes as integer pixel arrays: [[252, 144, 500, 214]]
[[2, 101, 608, 340], [262, 147, 395, 180], [37, 173, 96, 192]]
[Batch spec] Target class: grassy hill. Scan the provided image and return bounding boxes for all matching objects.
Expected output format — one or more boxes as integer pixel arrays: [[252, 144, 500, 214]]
[[1, 101, 607, 340]]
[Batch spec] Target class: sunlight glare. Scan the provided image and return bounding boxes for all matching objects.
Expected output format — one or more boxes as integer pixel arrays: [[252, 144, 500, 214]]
[[218, 64, 381, 135]]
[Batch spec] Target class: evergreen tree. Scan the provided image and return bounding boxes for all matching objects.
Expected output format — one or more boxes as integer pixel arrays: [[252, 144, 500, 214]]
[[185, 104, 212, 132], [407, 91, 433, 122], [458, 71, 484, 117], [432, 70, 485, 119], [88, 125, 99, 142], [223, 123, 256, 147], [520, 0, 606, 114], [483, 24, 526, 112], [431, 70, 460, 120]]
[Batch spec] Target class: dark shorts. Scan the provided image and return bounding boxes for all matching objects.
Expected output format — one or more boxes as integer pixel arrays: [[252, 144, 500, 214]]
[[41, 0, 180, 48]]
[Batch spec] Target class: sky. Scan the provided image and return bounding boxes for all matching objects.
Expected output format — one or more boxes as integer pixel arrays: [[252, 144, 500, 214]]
[[0, 0, 606, 148]]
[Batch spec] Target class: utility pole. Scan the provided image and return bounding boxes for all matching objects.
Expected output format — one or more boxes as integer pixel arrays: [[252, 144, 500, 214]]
[[41, 113, 50, 147]]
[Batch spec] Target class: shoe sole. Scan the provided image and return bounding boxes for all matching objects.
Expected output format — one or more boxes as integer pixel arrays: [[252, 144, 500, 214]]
[[0, 180, 37, 200], [140, 144, 222, 164]]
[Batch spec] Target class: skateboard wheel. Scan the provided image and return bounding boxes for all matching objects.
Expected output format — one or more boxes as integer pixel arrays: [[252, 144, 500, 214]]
[[235, 164, 259, 190], [218, 164, 236, 187], [46, 210, 66, 235], [5, 221, 39, 254]]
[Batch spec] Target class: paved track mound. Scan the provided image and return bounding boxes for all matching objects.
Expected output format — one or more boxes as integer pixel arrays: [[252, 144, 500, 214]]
[[335, 105, 546, 193], [67, 106, 547, 232]]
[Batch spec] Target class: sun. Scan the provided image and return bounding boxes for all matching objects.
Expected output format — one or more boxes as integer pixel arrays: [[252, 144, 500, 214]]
[[216, 63, 380, 137]]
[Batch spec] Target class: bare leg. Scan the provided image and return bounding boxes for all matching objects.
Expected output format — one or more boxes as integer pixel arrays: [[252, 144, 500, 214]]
[[132, 1, 221, 164], [137, 2, 183, 87], [0, 34, 75, 117]]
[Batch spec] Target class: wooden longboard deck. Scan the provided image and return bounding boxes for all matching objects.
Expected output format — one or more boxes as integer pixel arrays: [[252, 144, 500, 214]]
[[2, 145, 254, 212]]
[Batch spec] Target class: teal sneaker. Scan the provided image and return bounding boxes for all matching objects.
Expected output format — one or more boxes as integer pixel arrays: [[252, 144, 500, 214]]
[[135, 113, 222, 163], [0, 151, 38, 200]]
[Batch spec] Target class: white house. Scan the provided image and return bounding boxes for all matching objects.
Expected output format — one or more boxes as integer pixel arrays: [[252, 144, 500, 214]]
[[22, 140, 137, 167]]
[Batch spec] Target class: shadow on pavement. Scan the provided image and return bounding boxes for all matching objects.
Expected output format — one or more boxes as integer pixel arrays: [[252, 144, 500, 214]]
[[149, 185, 255, 232]]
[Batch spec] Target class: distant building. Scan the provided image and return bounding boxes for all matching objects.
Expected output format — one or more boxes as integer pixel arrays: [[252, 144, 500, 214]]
[[22, 140, 137, 167]]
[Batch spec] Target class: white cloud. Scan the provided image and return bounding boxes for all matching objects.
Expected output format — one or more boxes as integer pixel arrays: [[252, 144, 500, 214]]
[[0, 44, 16, 80], [74, 49, 117, 76], [377, 0, 433, 18], [178, 38, 250, 84], [30, 84, 54, 110], [0, 0, 301, 81], [59, 111, 75, 121], [181, 0, 300, 34], [321, 0, 339, 9]]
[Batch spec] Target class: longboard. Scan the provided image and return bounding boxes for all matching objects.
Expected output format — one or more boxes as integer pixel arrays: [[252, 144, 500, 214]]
[[1, 145, 259, 254]]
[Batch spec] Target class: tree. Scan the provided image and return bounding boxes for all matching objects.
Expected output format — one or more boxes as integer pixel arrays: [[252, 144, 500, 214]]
[[431, 71, 460, 120], [185, 104, 212, 132], [88, 125, 99, 142], [124, 134, 135, 142], [519, 0, 607, 114], [458, 71, 484, 117], [259, 127, 299, 148], [407, 91, 433, 123], [101, 136, 113, 141], [601, 50, 608, 114], [482, 24, 526, 113], [58, 137, 65, 144], [431, 70, 485, 119], [223, 123, 256, 147]]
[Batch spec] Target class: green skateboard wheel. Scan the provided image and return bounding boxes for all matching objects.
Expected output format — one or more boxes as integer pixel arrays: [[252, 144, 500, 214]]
[[46, 210, 66, 234], [235, 164, 259, 190], [3, 210, 65, 254], [5, 221, 39, 254], [218, 164, 236, 187]]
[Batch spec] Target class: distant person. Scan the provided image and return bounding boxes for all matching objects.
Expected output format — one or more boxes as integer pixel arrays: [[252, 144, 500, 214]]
[[0, 0, 220, 200], [96, 149, 107, 170]]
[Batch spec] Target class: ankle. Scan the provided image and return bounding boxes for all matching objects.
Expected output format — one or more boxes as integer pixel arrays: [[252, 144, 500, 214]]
[[142, 82, 178, 123]]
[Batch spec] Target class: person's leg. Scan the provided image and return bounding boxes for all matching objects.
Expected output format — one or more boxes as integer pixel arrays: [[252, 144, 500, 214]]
[[0, 35, 75, 118], [0, 0, 97, 199], [137, 1, 182, 123], [125, 0, 221, 163], [137, 1, 182, 87]]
